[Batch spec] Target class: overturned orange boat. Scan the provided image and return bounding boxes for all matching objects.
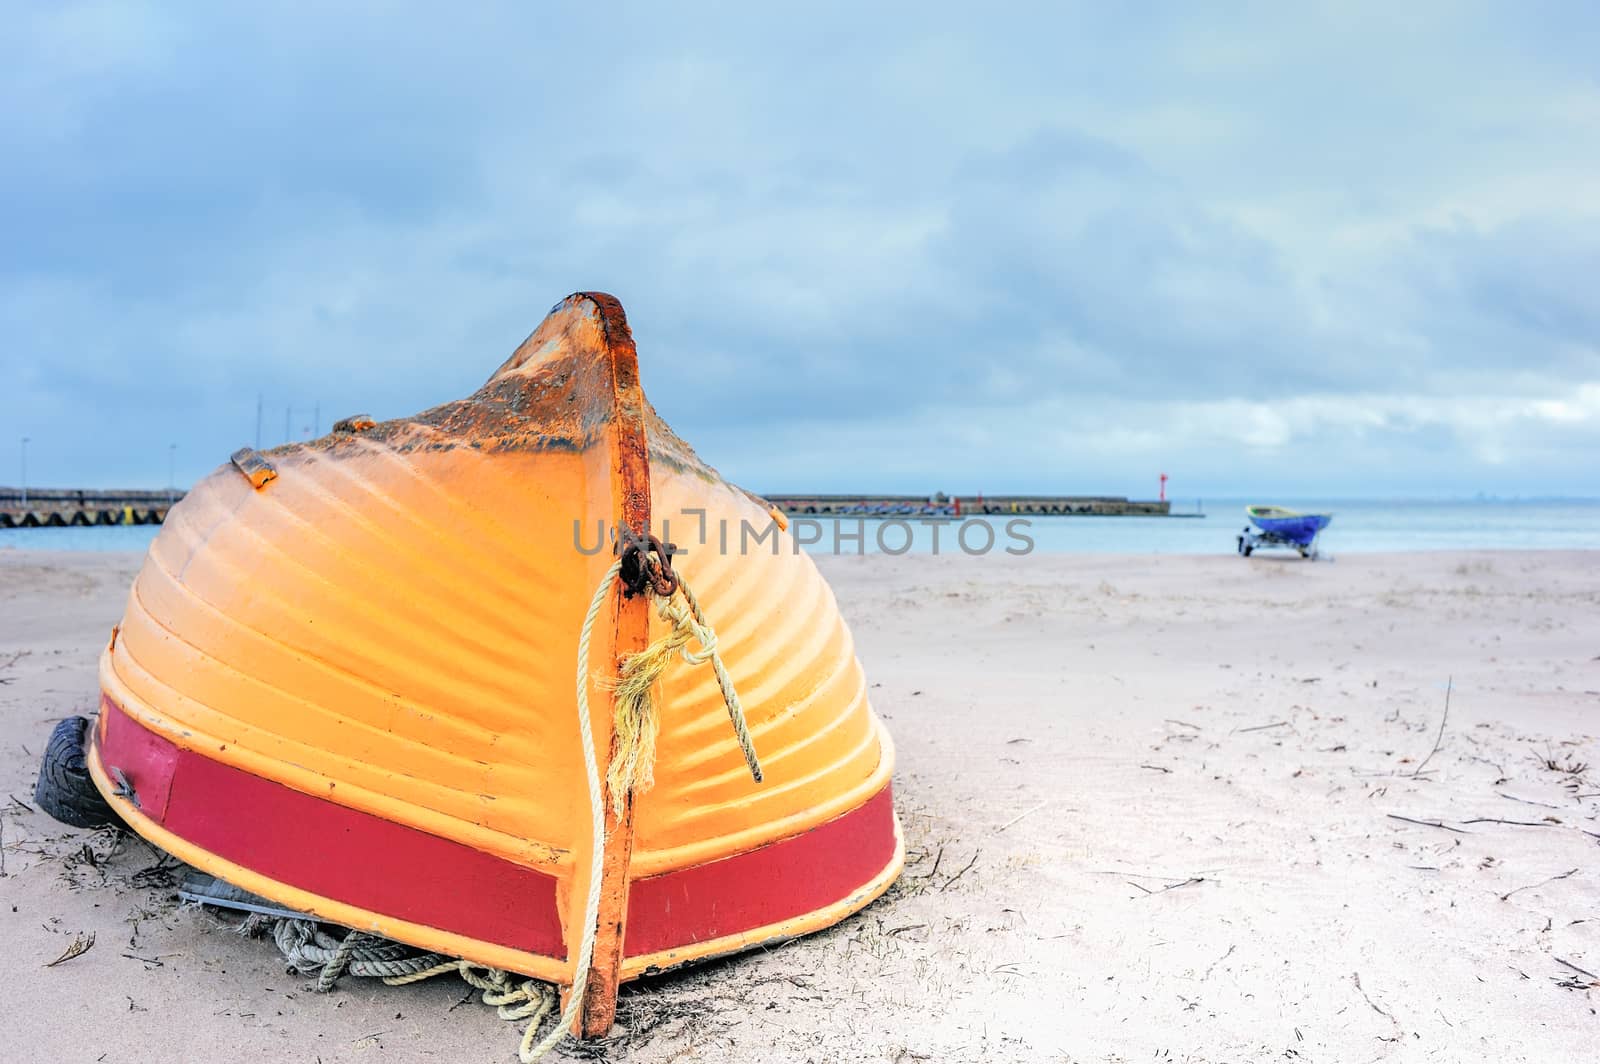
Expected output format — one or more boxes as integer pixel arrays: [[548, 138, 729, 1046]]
[[84, 293, 901, 1037]]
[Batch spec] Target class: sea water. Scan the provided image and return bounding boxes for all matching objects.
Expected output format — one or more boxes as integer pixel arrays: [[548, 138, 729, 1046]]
[[769, 498, 1599, 555], [2, 498, 1596, 556]]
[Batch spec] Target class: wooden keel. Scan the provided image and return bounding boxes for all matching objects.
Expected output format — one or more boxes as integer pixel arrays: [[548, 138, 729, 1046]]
[[577, 293, 651, 1037]]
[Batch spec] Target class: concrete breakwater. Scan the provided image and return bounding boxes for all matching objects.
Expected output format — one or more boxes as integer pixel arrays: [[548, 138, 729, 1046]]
[[2, 487, 1178, 531], [0, 488, 182, 528], [765, 493, 1175, 517]]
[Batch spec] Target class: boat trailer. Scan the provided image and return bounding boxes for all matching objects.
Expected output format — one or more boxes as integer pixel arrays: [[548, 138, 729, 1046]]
[[1236, 525, 1324, 559]]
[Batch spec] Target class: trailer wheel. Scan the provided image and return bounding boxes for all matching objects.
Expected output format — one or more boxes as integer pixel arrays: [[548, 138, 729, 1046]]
[[34, 716, 120, 829]]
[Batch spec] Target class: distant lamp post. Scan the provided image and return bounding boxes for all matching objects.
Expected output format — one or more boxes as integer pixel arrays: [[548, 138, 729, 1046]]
[[20, 436, 29, 505], [167, 443, 177, 505]]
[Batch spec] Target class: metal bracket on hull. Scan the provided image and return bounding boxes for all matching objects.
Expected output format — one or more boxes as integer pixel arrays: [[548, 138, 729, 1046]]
[[229, 447, 278, 490], [331, 414, 377, 433], [616, 526, 679, 599]]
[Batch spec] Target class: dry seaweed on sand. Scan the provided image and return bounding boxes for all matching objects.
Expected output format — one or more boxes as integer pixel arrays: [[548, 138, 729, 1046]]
[[44, 931, 96, 968]]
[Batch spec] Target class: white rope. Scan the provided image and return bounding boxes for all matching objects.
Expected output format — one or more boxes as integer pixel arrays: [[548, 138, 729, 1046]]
[[657, 578, 762, 783], [513, 555, 624, 1061], [523, 557, 758, 1057]]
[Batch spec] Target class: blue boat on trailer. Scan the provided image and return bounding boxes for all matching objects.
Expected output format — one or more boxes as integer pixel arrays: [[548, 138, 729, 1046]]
[[1237, 505, 1333, 558]]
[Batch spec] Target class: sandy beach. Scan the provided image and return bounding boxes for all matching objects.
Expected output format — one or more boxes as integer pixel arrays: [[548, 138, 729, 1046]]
[[0, 547, 1595, 1063]]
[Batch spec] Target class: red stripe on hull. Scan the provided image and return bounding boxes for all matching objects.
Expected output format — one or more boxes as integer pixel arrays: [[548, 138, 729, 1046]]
[[94, 698, 897, 966], [624, 784, 898, 957], [97, 698, 566, 956]]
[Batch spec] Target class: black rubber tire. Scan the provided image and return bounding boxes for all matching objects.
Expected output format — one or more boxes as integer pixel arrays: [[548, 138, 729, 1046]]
[[34, 716, 120, 829]]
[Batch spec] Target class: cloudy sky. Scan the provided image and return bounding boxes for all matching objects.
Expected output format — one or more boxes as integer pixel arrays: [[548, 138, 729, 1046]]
[[4, 2, 1597, 498]]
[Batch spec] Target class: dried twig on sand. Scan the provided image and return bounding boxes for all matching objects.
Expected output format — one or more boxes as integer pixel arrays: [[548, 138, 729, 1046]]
[[1499, 867, 1578, 902], [1532, 747, 1590, 776], [44, 932, 96, 968], [910, 845, 944, 880], [884, 923, 926, 937], [1353, 972, 1403, 1039], [1129, 876, 1203, 899], [1386, 813, 1467, 833], [1555, 957, 1598, 982], [0, 649, 30, 684], [1235, 720, 1290, 734], [1409, 676, 1451, 777], [996, 801, 1048, 833], [1464, 817, 1556, 827], [938, 853, 979, 893], [1496, 792, 1563, 810]]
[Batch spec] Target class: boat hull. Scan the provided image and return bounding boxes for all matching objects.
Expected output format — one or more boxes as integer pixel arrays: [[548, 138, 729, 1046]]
[[83, 293, 902, 1025], [1246, 509, 1331, 546]]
